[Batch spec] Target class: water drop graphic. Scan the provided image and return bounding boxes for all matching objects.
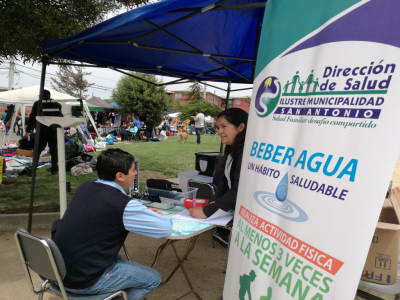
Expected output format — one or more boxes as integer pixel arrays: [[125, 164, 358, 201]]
[[275, 172, 288, 202]]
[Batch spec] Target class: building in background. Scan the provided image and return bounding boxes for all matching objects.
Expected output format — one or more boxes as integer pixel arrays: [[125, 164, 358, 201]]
[[165, 90, 252, 113], [171, 90, 223, 107], [231, 97, 250, 113]]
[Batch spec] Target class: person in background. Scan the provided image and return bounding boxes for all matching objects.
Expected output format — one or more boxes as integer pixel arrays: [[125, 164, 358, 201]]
[[54, 148, 172, 299], [2, 109, 8, 134], [14, 112, 21, 134], [159, 124, 168, 142], [188, 108, 248, 245], [164, 117, 170, 129], [133, 116, 142, 130], [24, 90, 60, 175], [192, 108, 205, 144], [134, 116, 146, 140], [144, 116, 154, 141], [121, 123, 138, 142], [87, 121, 99, 134], [19, 113, 29, 137], [108, 112, 115, 126]]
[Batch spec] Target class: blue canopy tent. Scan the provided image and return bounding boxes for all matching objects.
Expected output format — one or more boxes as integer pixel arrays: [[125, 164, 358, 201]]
[[110, 102, 122, 109], [42, 0, 266, 93], [27, 0, 267, 232]]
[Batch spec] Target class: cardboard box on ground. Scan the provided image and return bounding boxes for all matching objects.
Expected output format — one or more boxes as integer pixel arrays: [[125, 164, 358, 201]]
[[362, 186, 400, 285]]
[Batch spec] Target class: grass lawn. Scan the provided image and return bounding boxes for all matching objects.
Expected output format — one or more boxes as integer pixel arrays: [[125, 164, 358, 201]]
[[0, 134, 221, 214]]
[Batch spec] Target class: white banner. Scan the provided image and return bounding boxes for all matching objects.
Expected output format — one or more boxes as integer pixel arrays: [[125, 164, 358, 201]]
[[224, 1, 400, 299]]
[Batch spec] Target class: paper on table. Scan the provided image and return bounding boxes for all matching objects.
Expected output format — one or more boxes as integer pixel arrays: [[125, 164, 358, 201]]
[[172, 209, 233, 226]]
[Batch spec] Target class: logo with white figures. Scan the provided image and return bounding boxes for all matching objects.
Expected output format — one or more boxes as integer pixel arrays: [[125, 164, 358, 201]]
[[255, 76, 281, 118], [254, 173, 308, 222]]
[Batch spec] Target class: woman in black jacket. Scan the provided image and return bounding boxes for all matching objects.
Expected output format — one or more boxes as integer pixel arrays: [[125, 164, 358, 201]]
[[189, 108, 248, 236]]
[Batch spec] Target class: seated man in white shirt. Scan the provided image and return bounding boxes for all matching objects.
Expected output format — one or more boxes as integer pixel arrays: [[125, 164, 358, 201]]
[[53, 148, 172, 300], [159, 124, 168, 141]]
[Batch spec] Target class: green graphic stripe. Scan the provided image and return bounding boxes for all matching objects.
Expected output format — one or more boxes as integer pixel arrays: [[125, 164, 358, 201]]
[[255, 0, 362, 78], [282, 90, 388, 96]]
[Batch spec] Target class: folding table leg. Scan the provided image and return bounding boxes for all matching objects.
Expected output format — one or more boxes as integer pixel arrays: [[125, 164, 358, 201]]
[[169, 239, 202, 300], [151, 236, 202, 300], [164, 236, 199, 284], [151, 239, 172, 268]]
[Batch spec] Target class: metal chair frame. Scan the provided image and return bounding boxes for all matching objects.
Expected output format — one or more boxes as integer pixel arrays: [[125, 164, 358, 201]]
[[14, 228, 128, 300]]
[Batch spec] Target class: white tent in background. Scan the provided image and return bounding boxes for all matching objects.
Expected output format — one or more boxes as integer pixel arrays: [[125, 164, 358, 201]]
[[0, 86, 76, 103], [205, 115, 215, 123], [167, 112, 181, 118], [0, 85, 100, 145]]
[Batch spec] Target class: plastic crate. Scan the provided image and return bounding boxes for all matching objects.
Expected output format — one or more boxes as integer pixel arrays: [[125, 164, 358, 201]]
[[146, 186, 198, 205]]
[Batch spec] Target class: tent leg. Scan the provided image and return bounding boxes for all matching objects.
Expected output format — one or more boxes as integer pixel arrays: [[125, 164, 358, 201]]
[[220, 81, 231, 153], [57, 127, 67, 218], [27, 59, 47, 233]]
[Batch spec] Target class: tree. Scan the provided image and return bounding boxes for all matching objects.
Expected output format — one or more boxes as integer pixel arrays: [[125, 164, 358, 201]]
[[178, 82, 223, 120], [0, 0, 149, 63], [112, 72, 171, 123], [186, 81, 204, 102], [51, 65, 93, 99]]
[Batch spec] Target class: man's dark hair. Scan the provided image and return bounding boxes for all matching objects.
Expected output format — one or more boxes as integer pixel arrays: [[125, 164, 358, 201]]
[[195, 109, 201, 113], [97, 148, 135, 181], [43, 89, 51, 100]]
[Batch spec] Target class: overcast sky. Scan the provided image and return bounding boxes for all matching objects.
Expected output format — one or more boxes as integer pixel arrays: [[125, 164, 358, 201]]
[[0, 60, 253, 101]]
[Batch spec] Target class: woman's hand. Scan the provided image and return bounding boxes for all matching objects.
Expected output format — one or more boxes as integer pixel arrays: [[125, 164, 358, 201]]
[[188, 207, 207, 219]]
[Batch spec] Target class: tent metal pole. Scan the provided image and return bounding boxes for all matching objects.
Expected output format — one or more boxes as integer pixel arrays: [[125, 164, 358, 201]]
[[85, 38, 253, 62], [129, 0, 231, 44], [159, 80, 192, 86], [220, 81, 231, 152], [27, 57, 47, 233], [67, 50, 107, 68], [140, 16, 253, 82], [162, 61, 251, 86], [130, 68, 197, 74], [113, 69, 159, 86], [167, 2, 267, 13], [47, 41, 84, 60], [49, 62, 105, 68], [126, 19, 254, 61], [201, 81, 227, 92], [230, 87, 253, 92], [225, 81, 231, 110], [251, 7, 264, 81]]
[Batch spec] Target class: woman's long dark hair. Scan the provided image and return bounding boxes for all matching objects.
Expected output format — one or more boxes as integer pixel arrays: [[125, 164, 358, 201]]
[[216, 108, 248, 172]]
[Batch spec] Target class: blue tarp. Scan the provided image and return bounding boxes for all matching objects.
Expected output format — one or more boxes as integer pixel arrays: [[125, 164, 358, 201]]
[[43, 0, 265, 84], [110, 102, 122, 109]]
